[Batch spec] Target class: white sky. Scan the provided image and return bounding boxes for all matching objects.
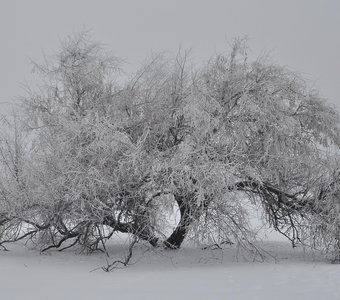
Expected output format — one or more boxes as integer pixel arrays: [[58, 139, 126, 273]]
[[1, 0, 340, 112]]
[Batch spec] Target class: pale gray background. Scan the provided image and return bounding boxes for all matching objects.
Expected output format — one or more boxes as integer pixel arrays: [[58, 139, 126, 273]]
[[1, 0, 339, 113]]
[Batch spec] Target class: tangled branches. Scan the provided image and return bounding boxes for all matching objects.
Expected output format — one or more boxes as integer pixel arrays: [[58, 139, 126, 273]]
[[1, 34, 340, 264]]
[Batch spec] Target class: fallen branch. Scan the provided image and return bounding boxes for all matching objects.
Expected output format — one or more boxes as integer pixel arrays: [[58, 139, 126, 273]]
[[102, 237, 138, 272]]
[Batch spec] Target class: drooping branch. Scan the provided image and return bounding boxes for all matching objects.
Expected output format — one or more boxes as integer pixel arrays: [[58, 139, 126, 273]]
[[230, 178, 336, 245], [232, 180, 310, 211], [103, 215, 159, 247], [41, 231, 80, 252]]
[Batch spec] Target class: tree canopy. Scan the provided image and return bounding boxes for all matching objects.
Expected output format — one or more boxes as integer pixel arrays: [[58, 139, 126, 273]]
[[1, 34, 340, 261]]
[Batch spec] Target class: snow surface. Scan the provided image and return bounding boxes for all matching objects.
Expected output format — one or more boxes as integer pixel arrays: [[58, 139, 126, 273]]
[[0, 239, 339, 300]]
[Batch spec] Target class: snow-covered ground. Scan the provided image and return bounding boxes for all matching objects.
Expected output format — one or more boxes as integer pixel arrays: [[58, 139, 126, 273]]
[[0, 238, 339, 300]]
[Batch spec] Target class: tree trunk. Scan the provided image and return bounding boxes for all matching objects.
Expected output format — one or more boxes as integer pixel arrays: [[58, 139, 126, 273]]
[[164, 194, 195, 249]]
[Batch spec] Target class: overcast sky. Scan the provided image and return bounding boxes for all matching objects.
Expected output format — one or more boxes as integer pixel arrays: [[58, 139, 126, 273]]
[[1, 0, 340, 113]]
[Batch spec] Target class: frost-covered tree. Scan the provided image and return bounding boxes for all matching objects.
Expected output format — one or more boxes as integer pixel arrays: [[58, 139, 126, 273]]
[[1, 34, 340, 261]]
